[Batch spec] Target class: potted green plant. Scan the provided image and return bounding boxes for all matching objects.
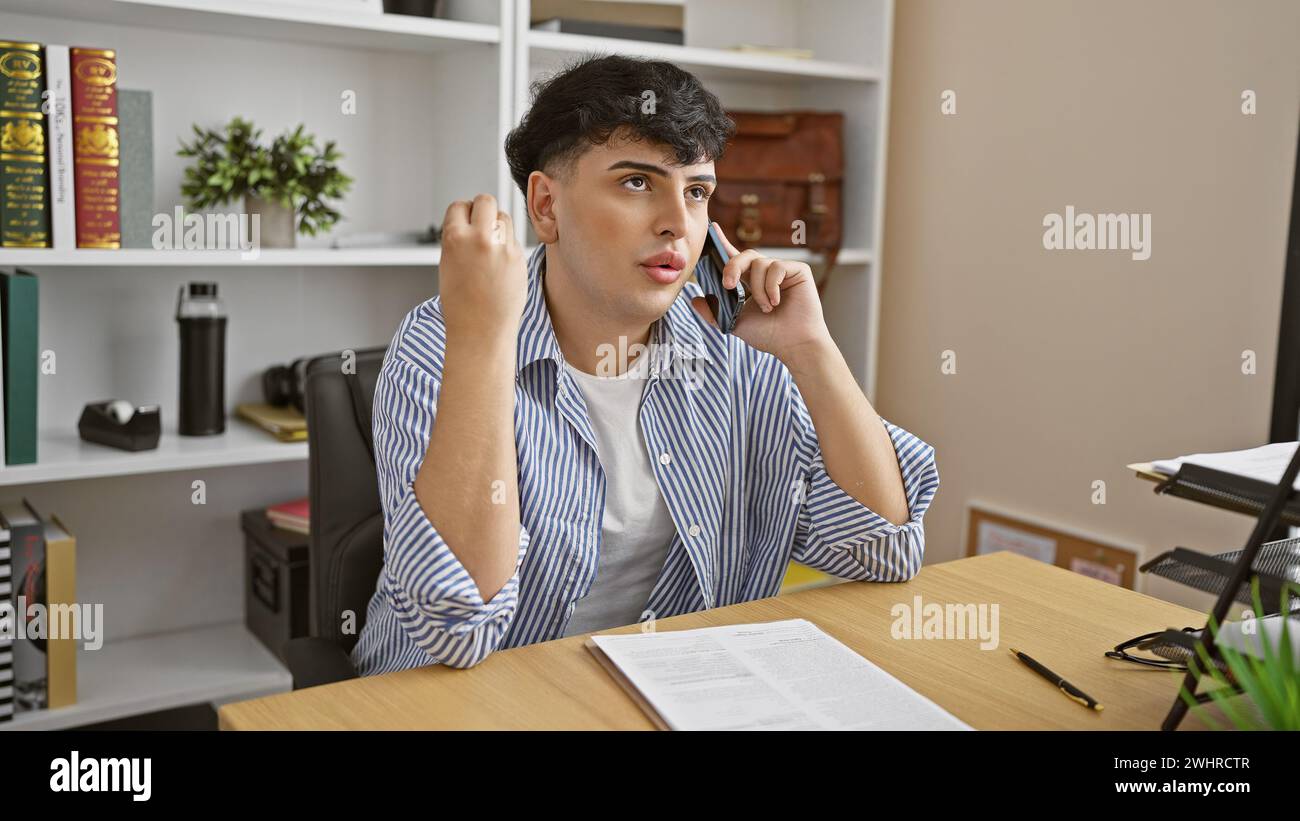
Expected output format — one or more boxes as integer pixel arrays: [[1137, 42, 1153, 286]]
[[177, 117, 353, 248], [1182, 578, 1300, 730]]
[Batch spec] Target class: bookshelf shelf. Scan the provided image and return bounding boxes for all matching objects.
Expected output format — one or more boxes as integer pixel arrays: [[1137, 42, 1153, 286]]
[[0, 246, 443, 268], [1, 0, 501, 53], [1, 246, 865, 269], [0, 623, 291, 731], [0, 421, 307, 487], [526, 29, 880, 84]]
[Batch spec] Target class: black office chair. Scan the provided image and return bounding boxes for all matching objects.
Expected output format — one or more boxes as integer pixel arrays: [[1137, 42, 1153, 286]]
[[282, 346, 387, 689]]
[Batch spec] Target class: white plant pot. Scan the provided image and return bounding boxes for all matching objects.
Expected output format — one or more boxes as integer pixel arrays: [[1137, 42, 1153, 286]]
[[244, 193, 296, 248]]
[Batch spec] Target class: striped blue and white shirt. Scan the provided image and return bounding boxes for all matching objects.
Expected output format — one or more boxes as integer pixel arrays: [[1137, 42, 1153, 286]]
[[351, 243, 940, 676]]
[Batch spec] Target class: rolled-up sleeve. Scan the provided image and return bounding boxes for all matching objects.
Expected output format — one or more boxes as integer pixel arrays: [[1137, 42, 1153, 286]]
[[786, 368, 939, 582], [373, 354, 527, 668]]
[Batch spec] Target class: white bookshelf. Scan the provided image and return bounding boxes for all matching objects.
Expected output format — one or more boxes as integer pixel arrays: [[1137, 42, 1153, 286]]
[[526, 29, 881, 83], [1, 0, 502, 52], [0, 421, 307, 487], [0, 623, 291, 731], [0, 0, 896, 729], [0, 246, 443, 267], [0, 0, 511, 730]]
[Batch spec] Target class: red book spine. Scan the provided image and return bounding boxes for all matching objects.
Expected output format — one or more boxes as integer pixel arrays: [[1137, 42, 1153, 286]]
[[70, 47, 120, 249]]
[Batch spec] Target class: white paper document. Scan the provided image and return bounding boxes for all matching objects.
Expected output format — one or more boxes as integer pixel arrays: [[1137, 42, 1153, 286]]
[[1215, 613, 1300, 667], [590, 618, 973, 730], [1150, 441, 1300, 490]]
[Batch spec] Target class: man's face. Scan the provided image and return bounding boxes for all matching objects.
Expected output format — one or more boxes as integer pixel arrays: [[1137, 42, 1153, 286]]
[[542, 129, 717, 326]]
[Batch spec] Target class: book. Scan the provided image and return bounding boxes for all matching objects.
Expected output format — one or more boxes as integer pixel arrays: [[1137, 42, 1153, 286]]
[[44, 45, 76, 250], [0, 294, 5, 466], [0, 41, 51, 248], [1, 268, 38, 465], [236, 402, 308, 442], [0, 521, 9, 596], [530, 18, 684, 45], [40, 512, 76, 709], [530, 0, 683, 30], [266, 497, 309, 535], [1, 498, 45, 713], [0, 521, 11, 722], [586, 618, 972, 730], [70, 47, 120, 249], [117, 89, 152, 248]]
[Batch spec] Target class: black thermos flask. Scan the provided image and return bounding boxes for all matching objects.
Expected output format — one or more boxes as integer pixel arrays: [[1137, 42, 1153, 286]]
[[176, 282, 227, 436]]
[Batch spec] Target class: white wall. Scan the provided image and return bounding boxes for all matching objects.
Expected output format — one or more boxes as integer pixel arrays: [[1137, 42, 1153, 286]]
[[878, 0, 1300, 609]]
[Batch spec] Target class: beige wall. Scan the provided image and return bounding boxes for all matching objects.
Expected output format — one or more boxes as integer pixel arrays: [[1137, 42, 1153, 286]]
[[878, 0, 1300, 609]]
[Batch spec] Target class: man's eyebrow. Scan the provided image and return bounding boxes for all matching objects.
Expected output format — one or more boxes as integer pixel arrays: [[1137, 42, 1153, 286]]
[[606, 160, 716, 184]]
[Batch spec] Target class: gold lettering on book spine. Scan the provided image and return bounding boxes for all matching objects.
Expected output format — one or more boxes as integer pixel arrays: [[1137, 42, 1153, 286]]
[[0, 49, 41, 80], [73, 56, 116, 87], [0, 119, 43, 155], [75, 122, 118, 159]]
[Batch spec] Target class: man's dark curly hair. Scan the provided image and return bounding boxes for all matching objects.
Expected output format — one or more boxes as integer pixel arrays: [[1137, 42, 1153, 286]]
[[505, 54, 735, 205]]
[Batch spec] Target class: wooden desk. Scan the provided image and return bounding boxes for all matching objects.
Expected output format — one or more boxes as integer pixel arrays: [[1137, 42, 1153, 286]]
[[219, 552, 1217, 730]]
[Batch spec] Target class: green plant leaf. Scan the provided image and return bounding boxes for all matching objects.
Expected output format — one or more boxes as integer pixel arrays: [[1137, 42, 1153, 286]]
[[178, 117, 349, 234]]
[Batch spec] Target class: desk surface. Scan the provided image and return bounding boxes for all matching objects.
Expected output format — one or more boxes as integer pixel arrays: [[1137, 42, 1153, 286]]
[[219, 552, 1216, 730]]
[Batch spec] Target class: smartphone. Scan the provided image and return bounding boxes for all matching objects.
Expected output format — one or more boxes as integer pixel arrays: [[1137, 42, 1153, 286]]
[[701, 222, 747, 333]]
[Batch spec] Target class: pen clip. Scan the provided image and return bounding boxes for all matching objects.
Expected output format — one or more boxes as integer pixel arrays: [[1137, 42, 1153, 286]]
[[1059, 681, 1103, 712]]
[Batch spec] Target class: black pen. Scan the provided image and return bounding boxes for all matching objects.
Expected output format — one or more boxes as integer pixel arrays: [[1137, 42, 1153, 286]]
[[1008, 647, 1104, 712]]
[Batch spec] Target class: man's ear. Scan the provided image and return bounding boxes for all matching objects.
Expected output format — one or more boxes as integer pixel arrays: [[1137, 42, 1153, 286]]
[[527, 170, 559, 243]]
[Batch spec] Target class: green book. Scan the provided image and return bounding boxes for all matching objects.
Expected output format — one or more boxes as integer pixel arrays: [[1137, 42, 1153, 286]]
[[0, 41, 50, 248], [1, 269, 38, 464], [118, 89, 153, 248]]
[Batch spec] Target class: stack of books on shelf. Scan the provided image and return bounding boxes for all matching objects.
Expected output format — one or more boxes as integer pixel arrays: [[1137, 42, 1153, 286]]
[[265, 497, 310, 535], [0, 514, 11, 723], [0, 498, 78, 723], [236, 403, 308, 443], [2, 39, 154, 251], [530, 0, 684, 45]]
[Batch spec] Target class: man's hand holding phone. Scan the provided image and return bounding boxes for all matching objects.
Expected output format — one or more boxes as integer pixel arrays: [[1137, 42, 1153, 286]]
[[700, 221, 833, 371], [438, 193, 526, 343]]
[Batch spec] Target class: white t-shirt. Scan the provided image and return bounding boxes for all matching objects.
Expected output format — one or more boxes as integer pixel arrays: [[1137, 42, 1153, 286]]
[[561, 349, 677, 637]]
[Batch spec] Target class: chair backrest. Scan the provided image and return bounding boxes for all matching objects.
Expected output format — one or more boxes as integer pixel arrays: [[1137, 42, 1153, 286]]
[[303, 346, 387, 653]]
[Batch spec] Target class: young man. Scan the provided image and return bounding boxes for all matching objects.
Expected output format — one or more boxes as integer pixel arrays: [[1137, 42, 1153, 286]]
[[351, 55, 939, 675]]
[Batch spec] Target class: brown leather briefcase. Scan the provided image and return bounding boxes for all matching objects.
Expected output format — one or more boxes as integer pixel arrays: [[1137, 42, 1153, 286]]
[[711, 110, 844, 294]]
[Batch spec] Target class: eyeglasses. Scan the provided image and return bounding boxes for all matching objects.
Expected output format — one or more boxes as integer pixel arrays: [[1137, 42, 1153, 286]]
[[1104, 627, 1203, 671]]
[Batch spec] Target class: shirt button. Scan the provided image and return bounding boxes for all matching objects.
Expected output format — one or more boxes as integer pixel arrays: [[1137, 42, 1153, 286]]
[[659, 452, 672, 465], [688, 524, 701, 537]]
